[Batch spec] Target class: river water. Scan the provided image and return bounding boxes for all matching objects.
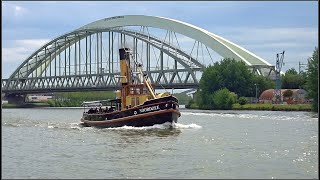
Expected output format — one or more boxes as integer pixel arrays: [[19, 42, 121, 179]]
[[1, 107, 318, 179]]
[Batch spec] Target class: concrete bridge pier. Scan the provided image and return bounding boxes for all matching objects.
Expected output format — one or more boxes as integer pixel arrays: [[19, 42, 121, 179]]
[[4, 93, 27, 105]]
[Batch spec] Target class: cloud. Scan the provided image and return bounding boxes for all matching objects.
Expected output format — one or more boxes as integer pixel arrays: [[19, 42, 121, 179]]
[[17, 39, 50, 48], [2, 39, 50, 63], [211, 27, 318, 44], [3, 3, 27, 17], [202, 26, 317, 70]]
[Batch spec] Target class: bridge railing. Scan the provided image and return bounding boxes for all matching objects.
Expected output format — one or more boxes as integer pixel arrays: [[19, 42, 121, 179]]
[[2, 68, 202, 94]]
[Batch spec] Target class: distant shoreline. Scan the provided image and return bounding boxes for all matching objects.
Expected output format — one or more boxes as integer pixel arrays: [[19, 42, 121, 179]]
[[2, 103, 312, 112], [186, 103, 313, 112], [2, 103, 50, 108]]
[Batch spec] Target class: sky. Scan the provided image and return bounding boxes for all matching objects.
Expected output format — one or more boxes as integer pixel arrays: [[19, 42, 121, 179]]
[[2, 1, 318, 79]]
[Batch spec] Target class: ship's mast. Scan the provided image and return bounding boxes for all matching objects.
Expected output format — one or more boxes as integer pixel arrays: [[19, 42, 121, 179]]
[[137, 64, 156, 99]]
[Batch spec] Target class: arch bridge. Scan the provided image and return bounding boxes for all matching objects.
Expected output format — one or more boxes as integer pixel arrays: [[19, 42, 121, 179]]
[[2, 15, 274, 95]]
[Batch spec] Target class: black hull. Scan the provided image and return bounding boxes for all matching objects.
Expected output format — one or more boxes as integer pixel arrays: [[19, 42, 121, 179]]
[[81, 95, 180, 128], [81, 110, 179, 128]]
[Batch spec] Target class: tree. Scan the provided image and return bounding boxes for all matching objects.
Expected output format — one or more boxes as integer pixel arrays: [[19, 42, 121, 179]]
[[306, 47, 318, 112], [196, 57, 278, 109], [281, 68, 306, 89], [286, 68, 298, 75], [212, 88, 236, 110], [238, 96, 248, 105], [252, 75, 275, 97], [173, 92, 192, 105], [199, 58, 255, 99]]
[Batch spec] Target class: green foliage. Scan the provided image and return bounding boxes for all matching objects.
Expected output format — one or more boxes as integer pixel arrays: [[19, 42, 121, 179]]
[[1, 103, 19, 108], [173, 92, 192, 105], [286, 68, 298, 75], [212, 88, 236, 110], [306, 47, 319, 112], [252, 75, 275, 97], [51, 91, 116, 107], [230, 92, 238, 103], [188, 103, 199, 109], [198, 93, 215, 109], [281, 68, 307, 89], [56, 100, 63, 107], [196, 58, 275, 109], [199, 58, 255, 98], [47, 100, 55, 107], [283, 89, 293, 97], [185, 99, 199, 109], [232, 103, 312, 111], [185, 99, 193, 109], [238, 96, 248, 105]]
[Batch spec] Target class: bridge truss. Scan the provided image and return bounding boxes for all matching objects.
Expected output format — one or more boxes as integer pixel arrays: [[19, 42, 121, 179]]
[[2, 15, 274, 94]]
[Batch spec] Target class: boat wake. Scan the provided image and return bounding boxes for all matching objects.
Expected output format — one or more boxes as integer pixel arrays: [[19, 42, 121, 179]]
[[107, 122, 173, 130], [47, 122, 87, 130], [182, 111, 318, 122], [172, 122, 202, 129], [4, 120, 202, 131], [104, 122, 202, 130]]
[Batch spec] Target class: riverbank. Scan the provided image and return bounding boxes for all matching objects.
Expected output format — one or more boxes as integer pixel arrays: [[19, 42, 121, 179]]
[[186, 103, 313, 111], [232, 103, 312, 111], [1, 103, 50, 108]]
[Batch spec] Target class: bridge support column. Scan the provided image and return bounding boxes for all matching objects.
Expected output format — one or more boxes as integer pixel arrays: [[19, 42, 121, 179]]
[[4, 94, 26, 105]]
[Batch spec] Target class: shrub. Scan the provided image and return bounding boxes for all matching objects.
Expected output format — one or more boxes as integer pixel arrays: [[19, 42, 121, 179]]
[[238, 96, 248, 105], [47, 100, 55, 107], [283, 89, 293, 98], [212, 88, 236, 110], [186, 99, 194, 108], [230, 92, 238, 103]]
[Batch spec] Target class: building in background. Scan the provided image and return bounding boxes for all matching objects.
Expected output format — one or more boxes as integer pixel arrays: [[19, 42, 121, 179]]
[[26, 93, 54, 103], [259, 89, 311, 104]]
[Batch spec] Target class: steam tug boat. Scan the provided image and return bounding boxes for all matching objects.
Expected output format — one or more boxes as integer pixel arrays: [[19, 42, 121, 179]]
[[80, 48, 181, 128]]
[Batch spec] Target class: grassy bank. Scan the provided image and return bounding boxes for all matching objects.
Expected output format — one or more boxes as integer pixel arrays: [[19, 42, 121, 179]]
[[2, 103, 50, 108], [232, 103, 312, 111]]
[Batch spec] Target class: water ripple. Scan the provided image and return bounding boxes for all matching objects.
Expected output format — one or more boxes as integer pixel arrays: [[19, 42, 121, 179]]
[[181, 111, 317, 122]]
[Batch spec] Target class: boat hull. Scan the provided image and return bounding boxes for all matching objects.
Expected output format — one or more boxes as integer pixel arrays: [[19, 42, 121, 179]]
[[81, 109, 179, 128], [80, 96, 180, 128]]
